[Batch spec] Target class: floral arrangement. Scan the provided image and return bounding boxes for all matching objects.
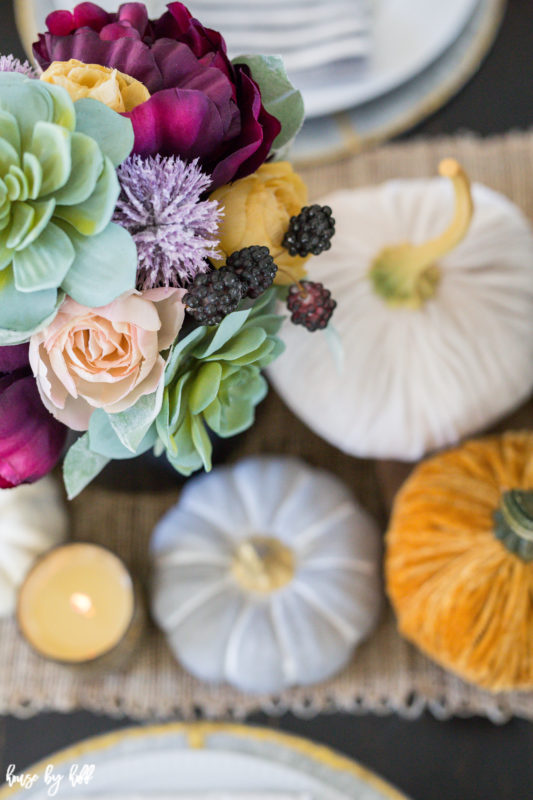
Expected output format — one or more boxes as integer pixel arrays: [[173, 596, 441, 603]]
[[0, 2, 337, 497]]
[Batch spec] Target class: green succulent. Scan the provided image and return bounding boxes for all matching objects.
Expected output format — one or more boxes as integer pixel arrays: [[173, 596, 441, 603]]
[[0, 72, 137, 344], [156, 288, 285, 476]]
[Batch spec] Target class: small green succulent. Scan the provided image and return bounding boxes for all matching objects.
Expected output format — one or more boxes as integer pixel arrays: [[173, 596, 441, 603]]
[[0, 72, 137, 344], [157, 288, 285, 475]]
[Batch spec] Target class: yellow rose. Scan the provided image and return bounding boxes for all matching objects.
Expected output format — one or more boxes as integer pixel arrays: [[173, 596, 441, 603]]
[[40, 59, 149, 113], [210, 162, 309, 285]]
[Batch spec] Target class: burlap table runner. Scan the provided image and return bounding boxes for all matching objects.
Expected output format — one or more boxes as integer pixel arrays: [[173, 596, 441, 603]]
[[3, 132, 533, 722]]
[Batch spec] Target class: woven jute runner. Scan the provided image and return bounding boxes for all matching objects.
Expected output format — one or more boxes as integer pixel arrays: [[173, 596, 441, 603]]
[[4, 132, 533, 722]]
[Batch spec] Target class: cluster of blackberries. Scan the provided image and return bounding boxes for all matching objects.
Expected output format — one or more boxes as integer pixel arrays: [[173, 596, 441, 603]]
[[283, 205, 335, 258], [184, 246, 277, 325], [184, 205, 338, 331]]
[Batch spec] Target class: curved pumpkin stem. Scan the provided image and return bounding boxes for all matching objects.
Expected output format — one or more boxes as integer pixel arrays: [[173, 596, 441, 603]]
[[494, 489, 533, 562], [231, 537, 295, 593], [368, 158, 474, 309]]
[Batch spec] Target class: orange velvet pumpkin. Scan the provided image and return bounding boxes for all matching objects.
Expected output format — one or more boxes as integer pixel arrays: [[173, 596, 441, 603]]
[[386, 431, 533, 691]]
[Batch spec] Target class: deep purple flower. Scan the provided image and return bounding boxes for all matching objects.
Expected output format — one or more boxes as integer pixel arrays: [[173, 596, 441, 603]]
[[0, 345, 67, 489], [33, 2, 281, 189], [114, 154, 221, 290]]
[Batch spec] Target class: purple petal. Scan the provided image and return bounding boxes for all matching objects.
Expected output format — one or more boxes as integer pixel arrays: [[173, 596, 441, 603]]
[[117, 3, 150, 35], [99, 21, 142, 41], [35, 30, 162, 91], [73, 3, 112, 31], [45, 10, 75, 36], [210, 68, 280, 188], [0, 376, 67, 487], [126, 89, 225, 160], [0, 344, 29, 375]]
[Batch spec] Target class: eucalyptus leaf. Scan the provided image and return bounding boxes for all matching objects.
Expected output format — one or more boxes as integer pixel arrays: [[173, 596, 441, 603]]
[[88, 409, 158, 460], [63, 434, 110, 500], [74, 98, 134, 167], [0, 267, 63, 343], [108, 382, 164, 453], [58, 220, 137, 307], [233, 54, 304, 158]]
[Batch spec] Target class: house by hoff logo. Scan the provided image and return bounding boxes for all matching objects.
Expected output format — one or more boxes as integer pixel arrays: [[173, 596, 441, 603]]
[[6, 764, 96, 796]]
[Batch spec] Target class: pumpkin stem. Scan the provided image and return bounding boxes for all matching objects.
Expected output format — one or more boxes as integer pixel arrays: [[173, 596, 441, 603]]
[[493, 490, 533, 561], [231, 537, 295, 593], [368, 158, 474, 309]]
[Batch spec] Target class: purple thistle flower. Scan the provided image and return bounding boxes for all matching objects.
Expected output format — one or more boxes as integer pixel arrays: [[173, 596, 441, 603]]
[[0, 54, 37, 78], [113, 154, 222, 290]]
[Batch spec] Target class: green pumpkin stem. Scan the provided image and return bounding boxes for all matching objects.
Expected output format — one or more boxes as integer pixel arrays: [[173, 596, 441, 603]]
[[493, 490, 533, 561], [368, 159, 474, 309]]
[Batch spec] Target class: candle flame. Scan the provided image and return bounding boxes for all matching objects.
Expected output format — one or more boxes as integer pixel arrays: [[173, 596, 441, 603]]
[[70, 592, 95, 618]]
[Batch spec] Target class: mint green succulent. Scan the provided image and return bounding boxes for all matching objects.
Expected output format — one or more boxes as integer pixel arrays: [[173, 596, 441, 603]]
[[0, 72, 137, 344], [156, 289, 285, 476]]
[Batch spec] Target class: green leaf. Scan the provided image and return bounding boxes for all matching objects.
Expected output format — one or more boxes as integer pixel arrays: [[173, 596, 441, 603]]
[[53, 131, 103, 206], [74, 98, 134, 167], [0, 137, 19, 175], [0, 266, 63, 343], [248, 287, 278, 318], [193, 308, 252, 359], [6, 201, 34, 250], [108, 383, 164, 453], [88, 408, 157, 459], [59, 221, 137, 307], [168, 372, 192, 431], [28, 120, 71, 196], [247, 312, 284, 336], [190, 413, 212, 471], [205, 326, 267, 362], [218, 372, 268, 437], [0, 110, 20, 157], [54, 156, 119, 235], [189, 362, 222, 415], [164, 326, 207, 385], [63, 434, 110, 500], [233, 54, 305, 157], [44, 82, 76, 132], [0, 75, 54, 150], [13, 220, 75, 292]]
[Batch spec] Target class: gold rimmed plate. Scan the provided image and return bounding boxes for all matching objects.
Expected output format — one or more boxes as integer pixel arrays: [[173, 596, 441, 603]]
[[0, 722, 411, 800]]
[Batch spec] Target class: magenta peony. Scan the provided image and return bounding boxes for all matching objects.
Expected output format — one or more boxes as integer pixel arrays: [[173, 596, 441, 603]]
[[0, 345, 67, 488], [33, 2, 281, 188]]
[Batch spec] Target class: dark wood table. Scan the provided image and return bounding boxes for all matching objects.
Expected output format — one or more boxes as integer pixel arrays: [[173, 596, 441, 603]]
[[1, 1, 533, 798]]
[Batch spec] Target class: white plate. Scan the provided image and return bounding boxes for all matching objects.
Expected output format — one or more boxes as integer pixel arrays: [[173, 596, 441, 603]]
[[0, 723, 410, 800], [19, 0, 479, 117], [291, 0, 504, 165]]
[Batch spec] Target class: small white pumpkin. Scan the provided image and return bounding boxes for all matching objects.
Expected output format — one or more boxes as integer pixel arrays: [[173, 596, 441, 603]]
[[269, 160, 533, 460], [151, 456, 381, 693], [0, 477, 68, 616]]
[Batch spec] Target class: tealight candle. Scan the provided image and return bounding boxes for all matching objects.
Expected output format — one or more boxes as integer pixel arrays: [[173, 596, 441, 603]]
[[17, 543, 144, 668]]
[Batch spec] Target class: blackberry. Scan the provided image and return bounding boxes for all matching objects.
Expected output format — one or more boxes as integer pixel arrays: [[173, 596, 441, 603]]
[[226, 245, 278, 298], [283, 205, 335, 257], [287, 280, 337, 332], [184, 267, 243, 325]]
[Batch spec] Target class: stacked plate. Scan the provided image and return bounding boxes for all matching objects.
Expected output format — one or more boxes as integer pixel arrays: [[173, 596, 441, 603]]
[[17, 0, 506, 158], [186, 0, 373, 73]]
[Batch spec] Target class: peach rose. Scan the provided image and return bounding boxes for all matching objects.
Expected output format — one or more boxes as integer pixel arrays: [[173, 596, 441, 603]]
[[40, 59, 150, 112], [29, 289, 185, 431]]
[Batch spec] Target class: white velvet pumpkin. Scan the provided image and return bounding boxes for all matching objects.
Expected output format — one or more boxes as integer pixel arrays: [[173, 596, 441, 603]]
[[151, 456, 381, 693], [268, 163, 533, 460], [0, 477, 68, 616]]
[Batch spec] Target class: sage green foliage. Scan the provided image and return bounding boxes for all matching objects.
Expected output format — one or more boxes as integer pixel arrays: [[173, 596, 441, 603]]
[[62, 290, 286, 497], [0, 73, 136, 343], [157, 289, 285, 476], [233, 54, 305, 159]]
